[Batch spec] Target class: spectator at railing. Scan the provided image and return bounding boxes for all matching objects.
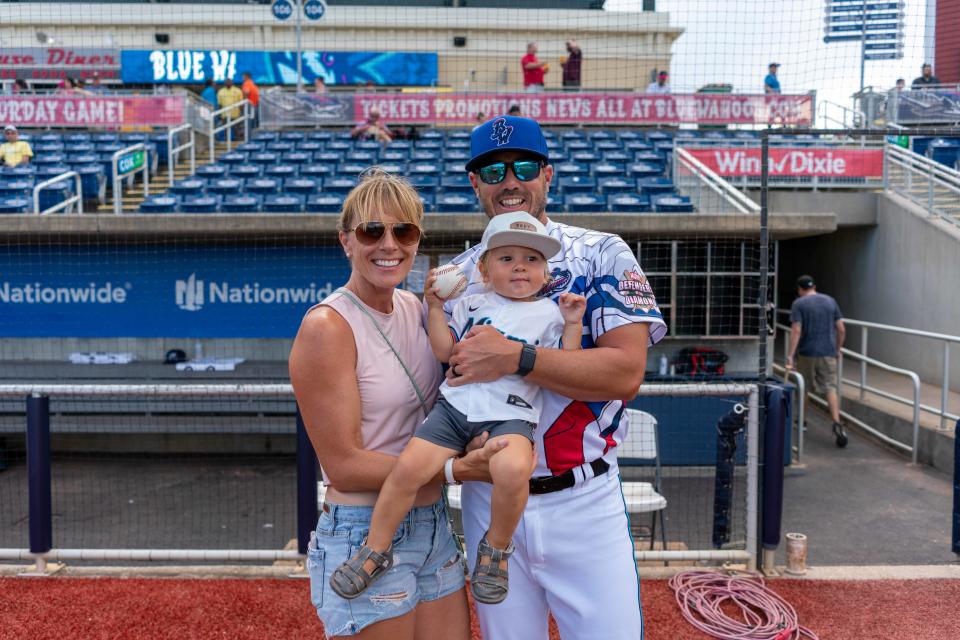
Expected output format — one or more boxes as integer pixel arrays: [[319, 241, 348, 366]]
[[313, 76, 327, 94], [87, 72, 107, 94], [561, 39, 582, 90], [521, 42, 548, 93], [0, 125, 33, 168], [200, 78, 217, 108], [351, 108, 393, 143], [912, 63, 941, 89], [241, 72, 260, 128], [646, 70, 670, 94], [764, 63, 781, 94], [895, 78, 905, 92], [58, 77, 91, 96]]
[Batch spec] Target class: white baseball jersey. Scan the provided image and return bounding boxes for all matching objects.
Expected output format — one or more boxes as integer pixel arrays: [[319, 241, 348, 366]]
[[443, 218, 667, 477], [441, 291, 564, 423]]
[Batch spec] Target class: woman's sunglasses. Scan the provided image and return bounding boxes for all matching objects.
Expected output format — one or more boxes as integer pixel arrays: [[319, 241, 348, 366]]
[[476, 160, 543, 185], [349, 221, 422, 246]]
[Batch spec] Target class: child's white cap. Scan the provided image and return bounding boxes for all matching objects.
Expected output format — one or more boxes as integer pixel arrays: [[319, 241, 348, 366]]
[[479, 211, 561, 260]]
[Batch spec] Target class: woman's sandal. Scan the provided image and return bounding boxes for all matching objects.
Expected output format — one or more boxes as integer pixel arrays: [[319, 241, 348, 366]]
[[470, 534, 515, 605], [329, 543, 394, 600]]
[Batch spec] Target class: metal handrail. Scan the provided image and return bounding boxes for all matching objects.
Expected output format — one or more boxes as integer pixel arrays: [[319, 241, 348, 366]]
[[207, 99, 251, 161], [673, 147, 760, 215], [167, 124, 196, 187], [884, 142, 960, 227], [771, 357, 806, 464], [778, 309, 958, 430], [32, 171, 82, 216], [111, 143, 149, 215], [817, 99, 866, 130]]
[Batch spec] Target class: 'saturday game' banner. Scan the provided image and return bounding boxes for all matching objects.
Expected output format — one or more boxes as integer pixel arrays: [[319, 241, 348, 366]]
[[354, 93, 814, 125], [121, 49, 438, 86], [0, 96, 185, 127], [683, 147, 884, 178]]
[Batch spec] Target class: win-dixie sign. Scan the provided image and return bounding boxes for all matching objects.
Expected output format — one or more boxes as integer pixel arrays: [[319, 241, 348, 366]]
[[0, 245, 351, 337]]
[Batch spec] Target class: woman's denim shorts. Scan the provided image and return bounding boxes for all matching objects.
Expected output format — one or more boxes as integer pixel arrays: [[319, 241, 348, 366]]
[[306, 498, 466, 637]]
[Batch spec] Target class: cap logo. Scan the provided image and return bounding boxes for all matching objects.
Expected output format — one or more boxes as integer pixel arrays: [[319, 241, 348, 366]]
[[509, 221, 536, 232], [490, 118, 514, 146]]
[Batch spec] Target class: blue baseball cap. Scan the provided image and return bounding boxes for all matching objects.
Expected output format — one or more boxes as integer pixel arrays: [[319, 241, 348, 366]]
[[467, 115, 549, 172]]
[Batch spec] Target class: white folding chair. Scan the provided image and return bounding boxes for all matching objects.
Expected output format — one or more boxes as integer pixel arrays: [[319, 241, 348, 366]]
[[619, 409, 667, 550]]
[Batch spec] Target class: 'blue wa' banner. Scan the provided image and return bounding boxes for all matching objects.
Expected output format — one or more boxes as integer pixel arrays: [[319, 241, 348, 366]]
[[121, 49, 438, 86], [0, 245, 351, 338]]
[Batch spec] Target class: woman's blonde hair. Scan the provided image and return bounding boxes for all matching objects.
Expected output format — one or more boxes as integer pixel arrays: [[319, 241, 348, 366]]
[[338, 168, 424, 232]]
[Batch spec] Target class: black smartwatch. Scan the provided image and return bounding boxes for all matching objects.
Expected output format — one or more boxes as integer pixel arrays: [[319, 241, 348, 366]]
[[516, 343, 537, 377]]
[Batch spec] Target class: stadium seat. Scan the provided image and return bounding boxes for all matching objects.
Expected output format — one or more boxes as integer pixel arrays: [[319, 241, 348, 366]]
[[436, 194, 474, 213], [652, 195, 694, 213], [92, 133, 120, 144], [34, 144, 65, 154], [446, 139, 470, 150], [246, 177, 282, 195], [628, 163, 662, 179], [266, 141, 296, 153], [180, 195, 222, 213], [281, 152, 311, 165], [560, 131, 585, 141], [67, 154, 100, 166], [263, 194, 305, 213], [443, 150, 470, 161], [592, 162, 625, 177], [571, 152, 600, 163], [35, 181, 72, 212], [74, 165, 105, 205], [70, 143, 96, 154], [252, 131, 278, 142], [410, 151, 437, 162], [323, 177, 357, 193], [558, 175, 597, 194], [564, 193, 605, 213], [646, 131, 672, 143], [0, 179, 34, 197], [654, 141, 673, 156], [440, 174, 473, 194], [170, 178, 208, 197], [208, 178, 244, 196], [566, 142, 591, 153], [356, 141, 382, 152], [447, 130, 470, 140], [280, 131, 306, 142], [625, 141, 653, 153], [386, 140, 413, 151], [265, 164, 298, 180], [346, 151, 377, 163], [554, 162, 590, 176], [607, 193, 650, 213], [639, 177, 675, 198], [307, 131, 333, 142], [229, 164, 262, 179], [139, 195, 180, 214], [602, 151, 632, 163], [337, 163, 368, 176], [589, 130, 616, 141], [196, 164, 228, 180], [64, 133, 92, 144], [618, 131, 643, 140], [598, 176, 637, 194], [376, 163, 405, 174], [250, 152, 279, 166], [619, 409, 667, 550], [927, 139, 960, 168], [595, 141, 622, 152], [236, 142, 264, 154], [409, 175, 440, 194], [307, 194, 345, 213], [36, 165, 73, 179], [409, 162, 441, 175], [285, 177, 321, 194], [0, 196, 31, 214], [219, 152, 248, 165], [380, 151, 410, 162], [300, 164, 334, 179], [444, 161, 466, 174], [419, 193, 435, 213], [416, 140, 444, 150], [633, 152, 664, 168], [221, 194, 263, 213], [297, 141, 324, 153], [328, 142, 352, 152]]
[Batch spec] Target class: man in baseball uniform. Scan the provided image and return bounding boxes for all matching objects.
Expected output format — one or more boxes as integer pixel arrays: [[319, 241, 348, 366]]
[[441, 115, 667, 639]]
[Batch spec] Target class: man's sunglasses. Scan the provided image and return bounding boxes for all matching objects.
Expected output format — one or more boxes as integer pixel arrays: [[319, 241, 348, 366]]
[[476, 160, 543, 185], [349, 221, 422, 246]]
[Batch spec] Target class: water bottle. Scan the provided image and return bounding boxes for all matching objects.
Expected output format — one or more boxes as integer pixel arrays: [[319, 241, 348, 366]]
[[658, 354, 669, 376]]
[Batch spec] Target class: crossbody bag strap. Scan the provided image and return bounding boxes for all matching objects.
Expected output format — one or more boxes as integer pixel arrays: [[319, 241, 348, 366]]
[[334, 287, 431, 416]]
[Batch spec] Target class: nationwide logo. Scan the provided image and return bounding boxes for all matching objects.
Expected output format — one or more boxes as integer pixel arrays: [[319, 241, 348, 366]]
[[0, 280, 129, 304], [174, 273, 334, 312]]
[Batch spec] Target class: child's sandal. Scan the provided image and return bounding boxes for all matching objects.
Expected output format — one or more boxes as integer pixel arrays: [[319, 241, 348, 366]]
[[329, 543, 393, 600], [470, 534, 514, 605]]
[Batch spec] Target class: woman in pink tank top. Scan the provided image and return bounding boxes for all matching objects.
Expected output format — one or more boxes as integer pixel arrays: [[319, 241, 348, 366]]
[[290, 170, 500, 639]]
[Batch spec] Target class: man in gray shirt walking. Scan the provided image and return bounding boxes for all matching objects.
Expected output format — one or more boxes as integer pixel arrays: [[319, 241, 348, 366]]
[[786, 275, 848, 446]]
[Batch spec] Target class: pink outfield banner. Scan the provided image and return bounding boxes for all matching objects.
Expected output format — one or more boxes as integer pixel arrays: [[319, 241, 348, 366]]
[[0, 96, 185, 128], [684, 147, 885, 178], [353, 92, 814, 126]]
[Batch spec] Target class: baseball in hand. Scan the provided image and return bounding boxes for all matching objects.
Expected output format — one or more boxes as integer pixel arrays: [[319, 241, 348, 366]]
[[432, 264, 468, 299]]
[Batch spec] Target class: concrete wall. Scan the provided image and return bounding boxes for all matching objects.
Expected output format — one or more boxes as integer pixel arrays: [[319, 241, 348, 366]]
[[747, 190, 879, 228], [0, 4, 681, 91], [779, 192, 960, 391]]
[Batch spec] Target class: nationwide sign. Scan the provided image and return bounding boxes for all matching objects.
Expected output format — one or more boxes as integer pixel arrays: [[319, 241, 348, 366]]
[[683, 147, 884, 179], [0, 47, 119, 81], [0, 96, 185, 128], [352, 93, 814, 126]]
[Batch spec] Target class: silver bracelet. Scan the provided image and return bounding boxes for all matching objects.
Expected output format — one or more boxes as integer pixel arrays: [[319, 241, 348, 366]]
[[444, 457, 460, 485]]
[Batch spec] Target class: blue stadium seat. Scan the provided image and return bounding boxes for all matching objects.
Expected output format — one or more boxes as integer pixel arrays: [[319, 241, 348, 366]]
[[36, 133, 62, 144], [229, 164, 262, 179], [333, 131, 353, 141], [592, 162, 625, 177], [263, 194, 305, 213], [416, 140, 444, 150], [589, 130, 616, 141], [236, 142, 264, 154], [252, 131, 278, 142], [266, 141, 296, 153], [66, 153, 100, 166], [564, 193, 605, 213], [265, 164, 298, 180], [4, 164, 36, 179], [571, 152, 600, 163], [409, 162, 440, 175], [377, 163, 405, 174], [307, 131, 333, 142], [554, 162, 590, 176], [347, 151, 377, 163], [607, 193, 650, 213], [566, 142, 591, 153], [436, 193, 474, 212], [280, 131, 306, 142], [633, 151, 664, 167], [120, 133, 148, 144], [627, 162, 662, 178], [732, 131, 759, 142], [356, 141, 382, 152], [419, 193, 435, 213], [928, 139, 960, 168], [653, 195, 694, 213], [639, 176, 675, 197], [410, 151, 437, 162], [315, 151, 345, 163], [278, 151, 310, 166], [386, 140, 413, 151], [380, 151, 409, 162], [34, 154, 66, 165], [546, 140, 563, 152], [70, 143, 96, 154], [324, 177, 357, 193], [328, 141, 352, 152], [595, 141, 622, 153], [219, 152, 248, 165], [170, 178, 208, 197], [441, 174, 473, 194], [409, 175, 440, 194], [598, 176, 637, 194], [602, 151, 632, 164], [300, 164, 334, 179], [0, 178, 34, 197], [625, 141, 653, 153], [139, 195, 180, 214], [307, 194, 345, 213], [221, 194, 263, 213], [561, 131, 585, 141], [446, 139, 470, 150], [558, 175, 597, 194], [36, 165, 72, 179], [444, 161, 466, 174], [297, 141, 324, 153], [443, 150, 470, 161], [447, 130, 470, 140], [34, 143, 65, 154], [36, 180, 72, 212], [208, 178, 243, 196], [74, 165, 105, 204], [285, 177, 320, 194], [0, 196, 31, 214], [250, 152, 279, 166], [246, 177, 282, 195], [673, 131, 698, 142], [646, 131, 673, 143], [196, 164, 228, 180], [180, 195, 222, 213], [337, 163, 367, 176], [64, 133, 92, 144], [654, 141, 673, 156]]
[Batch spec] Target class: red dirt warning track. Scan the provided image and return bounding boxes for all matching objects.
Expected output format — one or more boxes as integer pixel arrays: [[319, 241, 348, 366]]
[[2, 576, 959, 639]]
